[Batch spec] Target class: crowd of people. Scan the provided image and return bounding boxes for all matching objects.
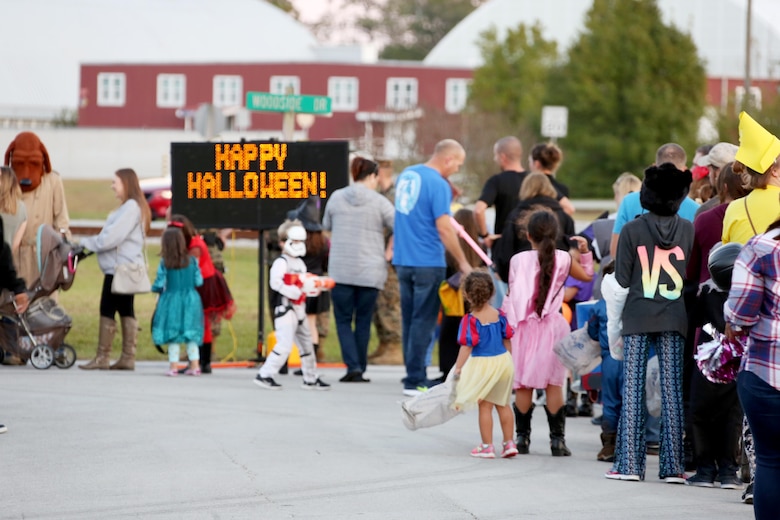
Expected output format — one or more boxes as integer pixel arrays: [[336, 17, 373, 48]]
[[1, 115, 779, 519]]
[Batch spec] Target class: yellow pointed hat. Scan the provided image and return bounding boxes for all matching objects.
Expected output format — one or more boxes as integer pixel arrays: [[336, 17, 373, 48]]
[[736, 111, 780, 173]]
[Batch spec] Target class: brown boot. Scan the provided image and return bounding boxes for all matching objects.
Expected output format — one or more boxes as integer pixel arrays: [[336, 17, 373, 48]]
[[368, 342, 389, 360], [368, 342, 403, 365], [110, 317, 137, 370], [597, 432, 616, 462], [79, 317, 115, 370]]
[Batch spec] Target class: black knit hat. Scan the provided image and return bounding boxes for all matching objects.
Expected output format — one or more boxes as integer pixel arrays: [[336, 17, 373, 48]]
[[286, 196, 322, 231], [639, 162, 693, 216]]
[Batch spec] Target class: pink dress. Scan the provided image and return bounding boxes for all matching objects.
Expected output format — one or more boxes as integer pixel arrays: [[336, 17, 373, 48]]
[[502, 249, 577, 389]]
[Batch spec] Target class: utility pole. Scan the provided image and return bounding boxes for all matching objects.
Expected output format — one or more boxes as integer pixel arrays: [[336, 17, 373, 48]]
[[744, 0, 752, 107]]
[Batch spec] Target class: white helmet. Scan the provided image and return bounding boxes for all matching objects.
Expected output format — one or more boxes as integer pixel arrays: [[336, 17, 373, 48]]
[[283, 225, 307, 257]]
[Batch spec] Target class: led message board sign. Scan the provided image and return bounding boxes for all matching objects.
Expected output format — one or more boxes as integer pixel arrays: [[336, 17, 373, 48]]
[[170, 141, 349, 230]]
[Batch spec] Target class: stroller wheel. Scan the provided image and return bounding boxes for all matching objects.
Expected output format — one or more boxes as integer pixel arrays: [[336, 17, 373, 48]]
[[54, 344, 77, 369], [30, 345, 54, 370]]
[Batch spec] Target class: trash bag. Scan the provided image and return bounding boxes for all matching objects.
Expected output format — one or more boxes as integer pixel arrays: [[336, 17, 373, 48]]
[[401, 370, 462, 430]]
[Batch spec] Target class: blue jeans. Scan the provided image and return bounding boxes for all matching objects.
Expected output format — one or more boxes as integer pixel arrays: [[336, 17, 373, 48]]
[[601, 354, 624, 434], [396, 266, 445, 389], [331, 284, 379, 374], [738, 370, 780, 520]]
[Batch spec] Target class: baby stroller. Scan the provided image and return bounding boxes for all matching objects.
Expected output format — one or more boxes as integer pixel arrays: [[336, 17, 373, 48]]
[[0, 225, 84, 369]]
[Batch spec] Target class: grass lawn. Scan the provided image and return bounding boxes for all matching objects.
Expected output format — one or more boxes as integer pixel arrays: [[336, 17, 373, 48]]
[[58, 241, 347, 364], [59, 180, 602, 364]]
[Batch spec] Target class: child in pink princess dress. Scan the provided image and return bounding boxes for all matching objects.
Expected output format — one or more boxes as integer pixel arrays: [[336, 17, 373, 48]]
[[452, 271, 516, 459], [503, 210, 593, 456]]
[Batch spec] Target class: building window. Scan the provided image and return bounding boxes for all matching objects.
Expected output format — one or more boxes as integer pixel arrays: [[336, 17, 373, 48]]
[[386, 78, 418, 110], [735, 86, 762, 111], [97, 73, 126, 107], [328, 77, 359, 112], [213, 75, 243, 107], [270, 76, 300, 95], [445, 78, 471, 114], [157, 74, 186, 108]]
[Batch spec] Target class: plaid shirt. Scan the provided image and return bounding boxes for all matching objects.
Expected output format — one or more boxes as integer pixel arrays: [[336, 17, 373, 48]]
[[725, 228, 780, 391]]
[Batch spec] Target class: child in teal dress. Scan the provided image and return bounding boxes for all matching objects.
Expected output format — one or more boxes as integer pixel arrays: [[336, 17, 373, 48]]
[[453, 271, 517, 459], [152, 227, 204, 376]]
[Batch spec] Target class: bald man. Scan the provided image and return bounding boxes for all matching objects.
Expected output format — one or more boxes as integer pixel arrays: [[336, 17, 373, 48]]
[[393, 139, 472, 396], [474, 136, 527, 253]]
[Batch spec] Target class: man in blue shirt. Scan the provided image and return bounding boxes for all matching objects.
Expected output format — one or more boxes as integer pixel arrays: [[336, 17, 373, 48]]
[[610, 143, 699, 258], [394, 139, 473, 396]]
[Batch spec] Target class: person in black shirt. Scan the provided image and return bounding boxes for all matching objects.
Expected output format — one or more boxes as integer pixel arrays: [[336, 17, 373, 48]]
[[529, 143, 575, 216], [474, 136, 527, 254]]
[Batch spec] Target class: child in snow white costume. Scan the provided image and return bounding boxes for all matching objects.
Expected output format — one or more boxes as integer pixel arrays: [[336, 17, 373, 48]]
[[253, 220, 331, 390]]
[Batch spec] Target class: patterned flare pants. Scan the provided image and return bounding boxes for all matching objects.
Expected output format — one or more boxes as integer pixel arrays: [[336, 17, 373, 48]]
[[612, 332, 685, 479]]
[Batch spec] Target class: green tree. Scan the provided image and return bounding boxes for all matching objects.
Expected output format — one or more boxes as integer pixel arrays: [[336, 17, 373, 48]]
[[342, 0, 488, 60], [266, 0, 299, 18], [469, 23, 559, 136], [551, 0, 706, 197]]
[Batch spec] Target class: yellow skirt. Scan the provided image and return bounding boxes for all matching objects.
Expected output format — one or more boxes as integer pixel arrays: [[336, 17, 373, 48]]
[[453, 351, 514, 411]]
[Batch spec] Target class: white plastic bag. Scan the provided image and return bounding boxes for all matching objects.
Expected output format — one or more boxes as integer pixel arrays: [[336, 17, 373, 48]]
[[553, 326, 602, 375], [646, 355, 661, 417], [401, 370, 462, 430]]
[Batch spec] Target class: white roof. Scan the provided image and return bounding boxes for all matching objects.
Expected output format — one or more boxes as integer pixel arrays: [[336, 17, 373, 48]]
[[0, 0, 318, 118], [425, 0, 780, 79]]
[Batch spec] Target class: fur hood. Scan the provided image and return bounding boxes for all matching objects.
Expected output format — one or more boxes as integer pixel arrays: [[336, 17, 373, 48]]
[[640, 163, 692, 217]]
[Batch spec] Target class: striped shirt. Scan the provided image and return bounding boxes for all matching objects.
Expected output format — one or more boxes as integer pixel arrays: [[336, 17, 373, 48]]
[[725, 227, 780, 391]]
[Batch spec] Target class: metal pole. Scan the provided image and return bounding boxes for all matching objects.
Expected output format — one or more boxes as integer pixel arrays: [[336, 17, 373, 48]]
[[744, 0, 752, 105], [256, 231, 266, 362]]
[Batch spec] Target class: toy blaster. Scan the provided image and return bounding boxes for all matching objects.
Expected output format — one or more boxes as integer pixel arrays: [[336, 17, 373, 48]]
[[283, 273, 336, 298]]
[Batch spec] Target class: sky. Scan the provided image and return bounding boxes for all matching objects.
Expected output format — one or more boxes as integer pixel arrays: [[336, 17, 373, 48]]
[[289, 0, 780, 46]]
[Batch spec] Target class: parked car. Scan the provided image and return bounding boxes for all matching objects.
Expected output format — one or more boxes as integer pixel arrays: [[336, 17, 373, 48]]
[[139, 176, 172, 220]]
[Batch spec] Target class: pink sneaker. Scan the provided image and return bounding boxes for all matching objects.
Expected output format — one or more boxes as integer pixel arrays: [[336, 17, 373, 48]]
[[470, 444, 495, 459], [501, 440, 519, 458], [184, 368, 201, 376], [165, 369, 178, 377]]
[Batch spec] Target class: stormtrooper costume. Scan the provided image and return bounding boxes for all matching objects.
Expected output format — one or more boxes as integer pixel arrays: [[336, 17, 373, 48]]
[[255, 224, 330, 390]]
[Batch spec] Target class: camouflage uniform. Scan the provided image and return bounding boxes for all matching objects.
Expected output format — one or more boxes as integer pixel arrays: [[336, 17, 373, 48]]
[[369, 174, 403, 364]]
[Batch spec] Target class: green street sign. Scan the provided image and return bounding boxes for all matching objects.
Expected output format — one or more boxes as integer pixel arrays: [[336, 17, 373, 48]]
[[245, 92, 332, 115]]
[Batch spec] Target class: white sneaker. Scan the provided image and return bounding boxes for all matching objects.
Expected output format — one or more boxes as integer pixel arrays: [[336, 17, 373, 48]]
[[402, 386, 428, 397], [0, 424, 7, 434]]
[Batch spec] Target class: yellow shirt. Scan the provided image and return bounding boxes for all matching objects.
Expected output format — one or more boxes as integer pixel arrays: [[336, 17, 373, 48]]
[[722, 185, 780, 244]]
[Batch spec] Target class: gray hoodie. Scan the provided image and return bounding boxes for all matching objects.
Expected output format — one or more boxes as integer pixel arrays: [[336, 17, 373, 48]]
[[323, 183, 394, 290]]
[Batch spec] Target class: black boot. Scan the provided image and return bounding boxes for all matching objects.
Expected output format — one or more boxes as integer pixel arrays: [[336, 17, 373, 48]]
[[512, 403, 533, 454], [578, 393, 593, 417], [545, 405, 572, 456], [564, 380, 578, 417], [200, 343, 212, 374]]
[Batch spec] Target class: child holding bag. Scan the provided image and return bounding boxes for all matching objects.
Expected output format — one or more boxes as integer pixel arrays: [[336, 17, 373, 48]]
[[453, 271, 517, 459], [503, 210, 593, 456], [152, 226, 204, 377]]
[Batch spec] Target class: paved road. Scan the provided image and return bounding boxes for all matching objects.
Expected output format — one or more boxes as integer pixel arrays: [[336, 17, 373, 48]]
[[1, 363, 752, 520]]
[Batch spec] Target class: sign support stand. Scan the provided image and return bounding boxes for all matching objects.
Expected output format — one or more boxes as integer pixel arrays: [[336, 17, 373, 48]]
[[256, 231, 266, 362]]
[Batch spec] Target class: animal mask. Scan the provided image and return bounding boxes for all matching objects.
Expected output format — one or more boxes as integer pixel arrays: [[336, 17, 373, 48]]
[[4, 132, 52, 192]]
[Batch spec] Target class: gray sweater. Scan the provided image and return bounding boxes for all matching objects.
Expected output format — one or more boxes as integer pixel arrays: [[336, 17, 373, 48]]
[[323, 183, 394, 290], [81, 199, 145, 275]]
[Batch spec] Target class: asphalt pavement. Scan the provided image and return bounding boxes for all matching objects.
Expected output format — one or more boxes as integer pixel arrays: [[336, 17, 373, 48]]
[[0, 363, 753, 520]]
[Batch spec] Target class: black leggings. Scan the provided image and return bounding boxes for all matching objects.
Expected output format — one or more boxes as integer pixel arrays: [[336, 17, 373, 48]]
[[100, 275, 135, 319]]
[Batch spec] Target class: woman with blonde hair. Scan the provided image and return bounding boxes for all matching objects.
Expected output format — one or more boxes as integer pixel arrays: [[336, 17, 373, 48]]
[[80, 168, 152, 371], [493, 172, 575, 284], [0, 166, 27, 259], [612, 172, 642, 209]]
